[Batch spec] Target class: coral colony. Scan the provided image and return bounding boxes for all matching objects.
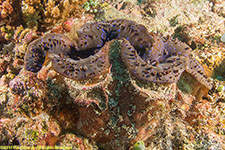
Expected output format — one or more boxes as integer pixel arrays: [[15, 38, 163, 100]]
[[24, 19, 211, 89]]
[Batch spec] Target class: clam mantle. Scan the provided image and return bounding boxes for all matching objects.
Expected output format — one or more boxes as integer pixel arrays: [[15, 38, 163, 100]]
[[24, 19, 211, 89]]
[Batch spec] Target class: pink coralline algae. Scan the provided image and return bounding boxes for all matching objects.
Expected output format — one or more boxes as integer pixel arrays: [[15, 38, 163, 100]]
[[24, 19, 212, 89]]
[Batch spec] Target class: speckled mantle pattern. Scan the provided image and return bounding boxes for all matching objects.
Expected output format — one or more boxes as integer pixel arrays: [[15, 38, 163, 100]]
[[24, 19, 211, 88]]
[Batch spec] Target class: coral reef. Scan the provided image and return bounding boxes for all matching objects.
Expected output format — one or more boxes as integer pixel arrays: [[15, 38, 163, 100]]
[[83, 0, 101, 14], [0, 25, 15, 40], [0, 0, 23, 26], [1, 0, 225, 149], [21, 0, 87, 29], [0, 0, 87, 45]]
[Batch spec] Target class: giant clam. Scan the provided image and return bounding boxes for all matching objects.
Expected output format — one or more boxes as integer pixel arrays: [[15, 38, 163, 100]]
[[24, 19, 212, 89]]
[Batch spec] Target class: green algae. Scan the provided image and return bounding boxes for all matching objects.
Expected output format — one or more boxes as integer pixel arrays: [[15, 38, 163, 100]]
[[173, 25, 190, 43], [177, 77, 192, 94], [83, 0, 100, 14], [24, 129, 39, 144], [93, 39, 139, 149], [169, 15, 180, 27], [108, 40, 131, 129], [133, 140, 145, 150], [108, 40, 125, 110], [212, 58, 225, 81], [41, 120, 48, 133], [216, 85, 224, 92], [194, 135, 222, 150], [47, 78, 64, 100], [109, 40, 130, 98], [89, 89, 108, 112]]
